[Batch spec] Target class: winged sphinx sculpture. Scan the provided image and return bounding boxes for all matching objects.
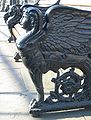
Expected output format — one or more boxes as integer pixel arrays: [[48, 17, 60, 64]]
[[4, 0, 60, 42], [16, 4, 91, 116], [4, 0, 60, 62]]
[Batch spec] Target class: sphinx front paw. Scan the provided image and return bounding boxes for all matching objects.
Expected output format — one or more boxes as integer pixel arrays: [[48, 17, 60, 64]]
[[29, 99, 44, 109]]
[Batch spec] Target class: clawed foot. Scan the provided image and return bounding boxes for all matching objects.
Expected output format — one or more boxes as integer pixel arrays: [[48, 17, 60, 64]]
[[29, 99, 37, 108], [14, 52, 21, 62], [8, 36, 16, 43], [8, 36, 13, 43], [29, 99, 44, 109]]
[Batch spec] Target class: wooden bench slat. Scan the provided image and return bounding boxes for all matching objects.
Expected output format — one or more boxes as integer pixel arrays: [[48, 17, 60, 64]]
[[12, 24, 26, 38]]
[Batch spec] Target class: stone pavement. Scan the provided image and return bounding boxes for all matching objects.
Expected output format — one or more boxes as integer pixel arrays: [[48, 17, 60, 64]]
[[0, 11, 91, 120]]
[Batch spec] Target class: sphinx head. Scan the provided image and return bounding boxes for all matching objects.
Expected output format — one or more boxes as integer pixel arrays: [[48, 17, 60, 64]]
[[8, 5, 21, 16], [20, 7, 43, 32], [4, 5, 21, 23], [16, 7, 43, 51]]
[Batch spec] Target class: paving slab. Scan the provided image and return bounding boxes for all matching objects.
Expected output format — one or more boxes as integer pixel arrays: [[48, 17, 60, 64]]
[[0, 68, 27, 92]]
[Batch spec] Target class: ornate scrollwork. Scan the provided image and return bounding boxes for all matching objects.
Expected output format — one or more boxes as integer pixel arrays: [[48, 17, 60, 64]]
[[47, 68, 88, 103]]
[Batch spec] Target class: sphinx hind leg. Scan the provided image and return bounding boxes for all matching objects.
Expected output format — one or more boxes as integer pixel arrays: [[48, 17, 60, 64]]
[[29, 69, 44, 103]]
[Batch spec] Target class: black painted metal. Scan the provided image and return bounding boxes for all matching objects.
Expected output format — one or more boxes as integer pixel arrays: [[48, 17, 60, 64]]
[[4, 0, 91, 117], [4, 0, 60, 42], [4, 4, 22, 42], [16, 4, 91, 116], [4, 0, 61, 62]]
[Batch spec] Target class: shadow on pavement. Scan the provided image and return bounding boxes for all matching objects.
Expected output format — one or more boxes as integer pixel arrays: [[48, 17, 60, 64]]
[[0, 30, 9, 38]]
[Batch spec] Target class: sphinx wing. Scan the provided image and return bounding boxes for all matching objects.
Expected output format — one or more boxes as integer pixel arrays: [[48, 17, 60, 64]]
[[39, 5, 91, 55]]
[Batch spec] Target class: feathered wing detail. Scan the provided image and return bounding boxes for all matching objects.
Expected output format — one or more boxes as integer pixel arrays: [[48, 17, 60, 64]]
[[39, 5, 91, 55]]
